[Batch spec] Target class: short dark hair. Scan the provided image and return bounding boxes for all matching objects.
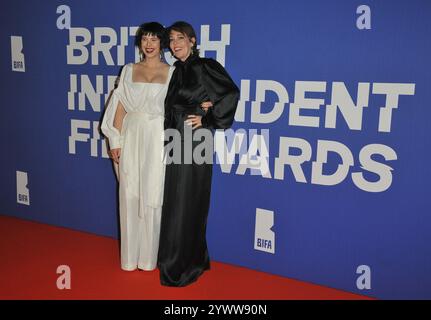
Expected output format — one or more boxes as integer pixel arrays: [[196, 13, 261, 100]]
[[167, 21, 199, 55], [135, 22, 167, 50]]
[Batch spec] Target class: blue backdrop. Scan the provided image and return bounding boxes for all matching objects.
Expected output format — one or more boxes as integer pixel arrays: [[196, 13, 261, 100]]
[[1, 0, 430, 299]]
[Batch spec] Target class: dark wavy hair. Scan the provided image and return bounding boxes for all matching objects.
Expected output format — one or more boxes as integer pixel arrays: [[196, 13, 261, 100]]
[[167, 21, 199, 56], [135, 22, 168, 52]]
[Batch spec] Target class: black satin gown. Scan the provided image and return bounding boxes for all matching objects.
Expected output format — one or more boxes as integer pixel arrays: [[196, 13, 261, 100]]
[[157, 54, 240, 286]]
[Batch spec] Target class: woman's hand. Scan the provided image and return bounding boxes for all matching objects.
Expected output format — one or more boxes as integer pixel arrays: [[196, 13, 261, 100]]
[[201, 101, 213, 113], [186, 115, 202, 129], [110, 148, 121, 164]]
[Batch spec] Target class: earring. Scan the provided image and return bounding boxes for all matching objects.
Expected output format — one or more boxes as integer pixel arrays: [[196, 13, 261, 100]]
[[139, 51, 144, 62]]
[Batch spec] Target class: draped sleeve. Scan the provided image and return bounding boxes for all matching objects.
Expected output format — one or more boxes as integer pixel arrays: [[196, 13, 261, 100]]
[[200, 58, 240, 129], [101, 65, 129, 149]]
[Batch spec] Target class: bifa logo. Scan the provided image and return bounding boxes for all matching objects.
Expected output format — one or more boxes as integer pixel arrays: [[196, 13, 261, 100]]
[[16, 171, 30, 205], [254, 208, 275, 254], [11, 36, 25, 72]]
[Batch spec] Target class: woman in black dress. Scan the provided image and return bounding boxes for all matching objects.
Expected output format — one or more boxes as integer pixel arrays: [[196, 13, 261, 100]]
[[157, 21, 240, 286]]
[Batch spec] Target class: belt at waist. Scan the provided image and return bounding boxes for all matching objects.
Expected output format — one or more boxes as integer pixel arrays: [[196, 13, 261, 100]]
[[126, 111, 164, 120]]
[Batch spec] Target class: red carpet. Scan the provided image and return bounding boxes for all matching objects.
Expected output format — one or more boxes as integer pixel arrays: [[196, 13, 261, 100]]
[[0, 215, 372, 300]]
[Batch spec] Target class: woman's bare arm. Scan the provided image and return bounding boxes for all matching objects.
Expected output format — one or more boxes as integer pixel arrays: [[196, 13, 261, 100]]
[[113, 101, 126, 132], [110, 101, 126, 163]]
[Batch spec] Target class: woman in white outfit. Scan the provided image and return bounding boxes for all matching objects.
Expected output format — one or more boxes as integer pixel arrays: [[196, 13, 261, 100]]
[[101, 22, 174, 271]]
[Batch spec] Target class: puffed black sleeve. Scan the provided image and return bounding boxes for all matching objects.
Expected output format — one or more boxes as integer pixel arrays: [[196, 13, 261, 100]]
[[200, 58, 240, 129]]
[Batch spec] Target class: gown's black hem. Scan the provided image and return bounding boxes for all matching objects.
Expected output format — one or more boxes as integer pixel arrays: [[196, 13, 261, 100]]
[[158, 264, 211, 287]]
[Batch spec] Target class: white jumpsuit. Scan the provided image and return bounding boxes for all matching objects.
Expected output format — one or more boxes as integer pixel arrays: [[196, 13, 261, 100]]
[[101, 63, 174, 271]]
